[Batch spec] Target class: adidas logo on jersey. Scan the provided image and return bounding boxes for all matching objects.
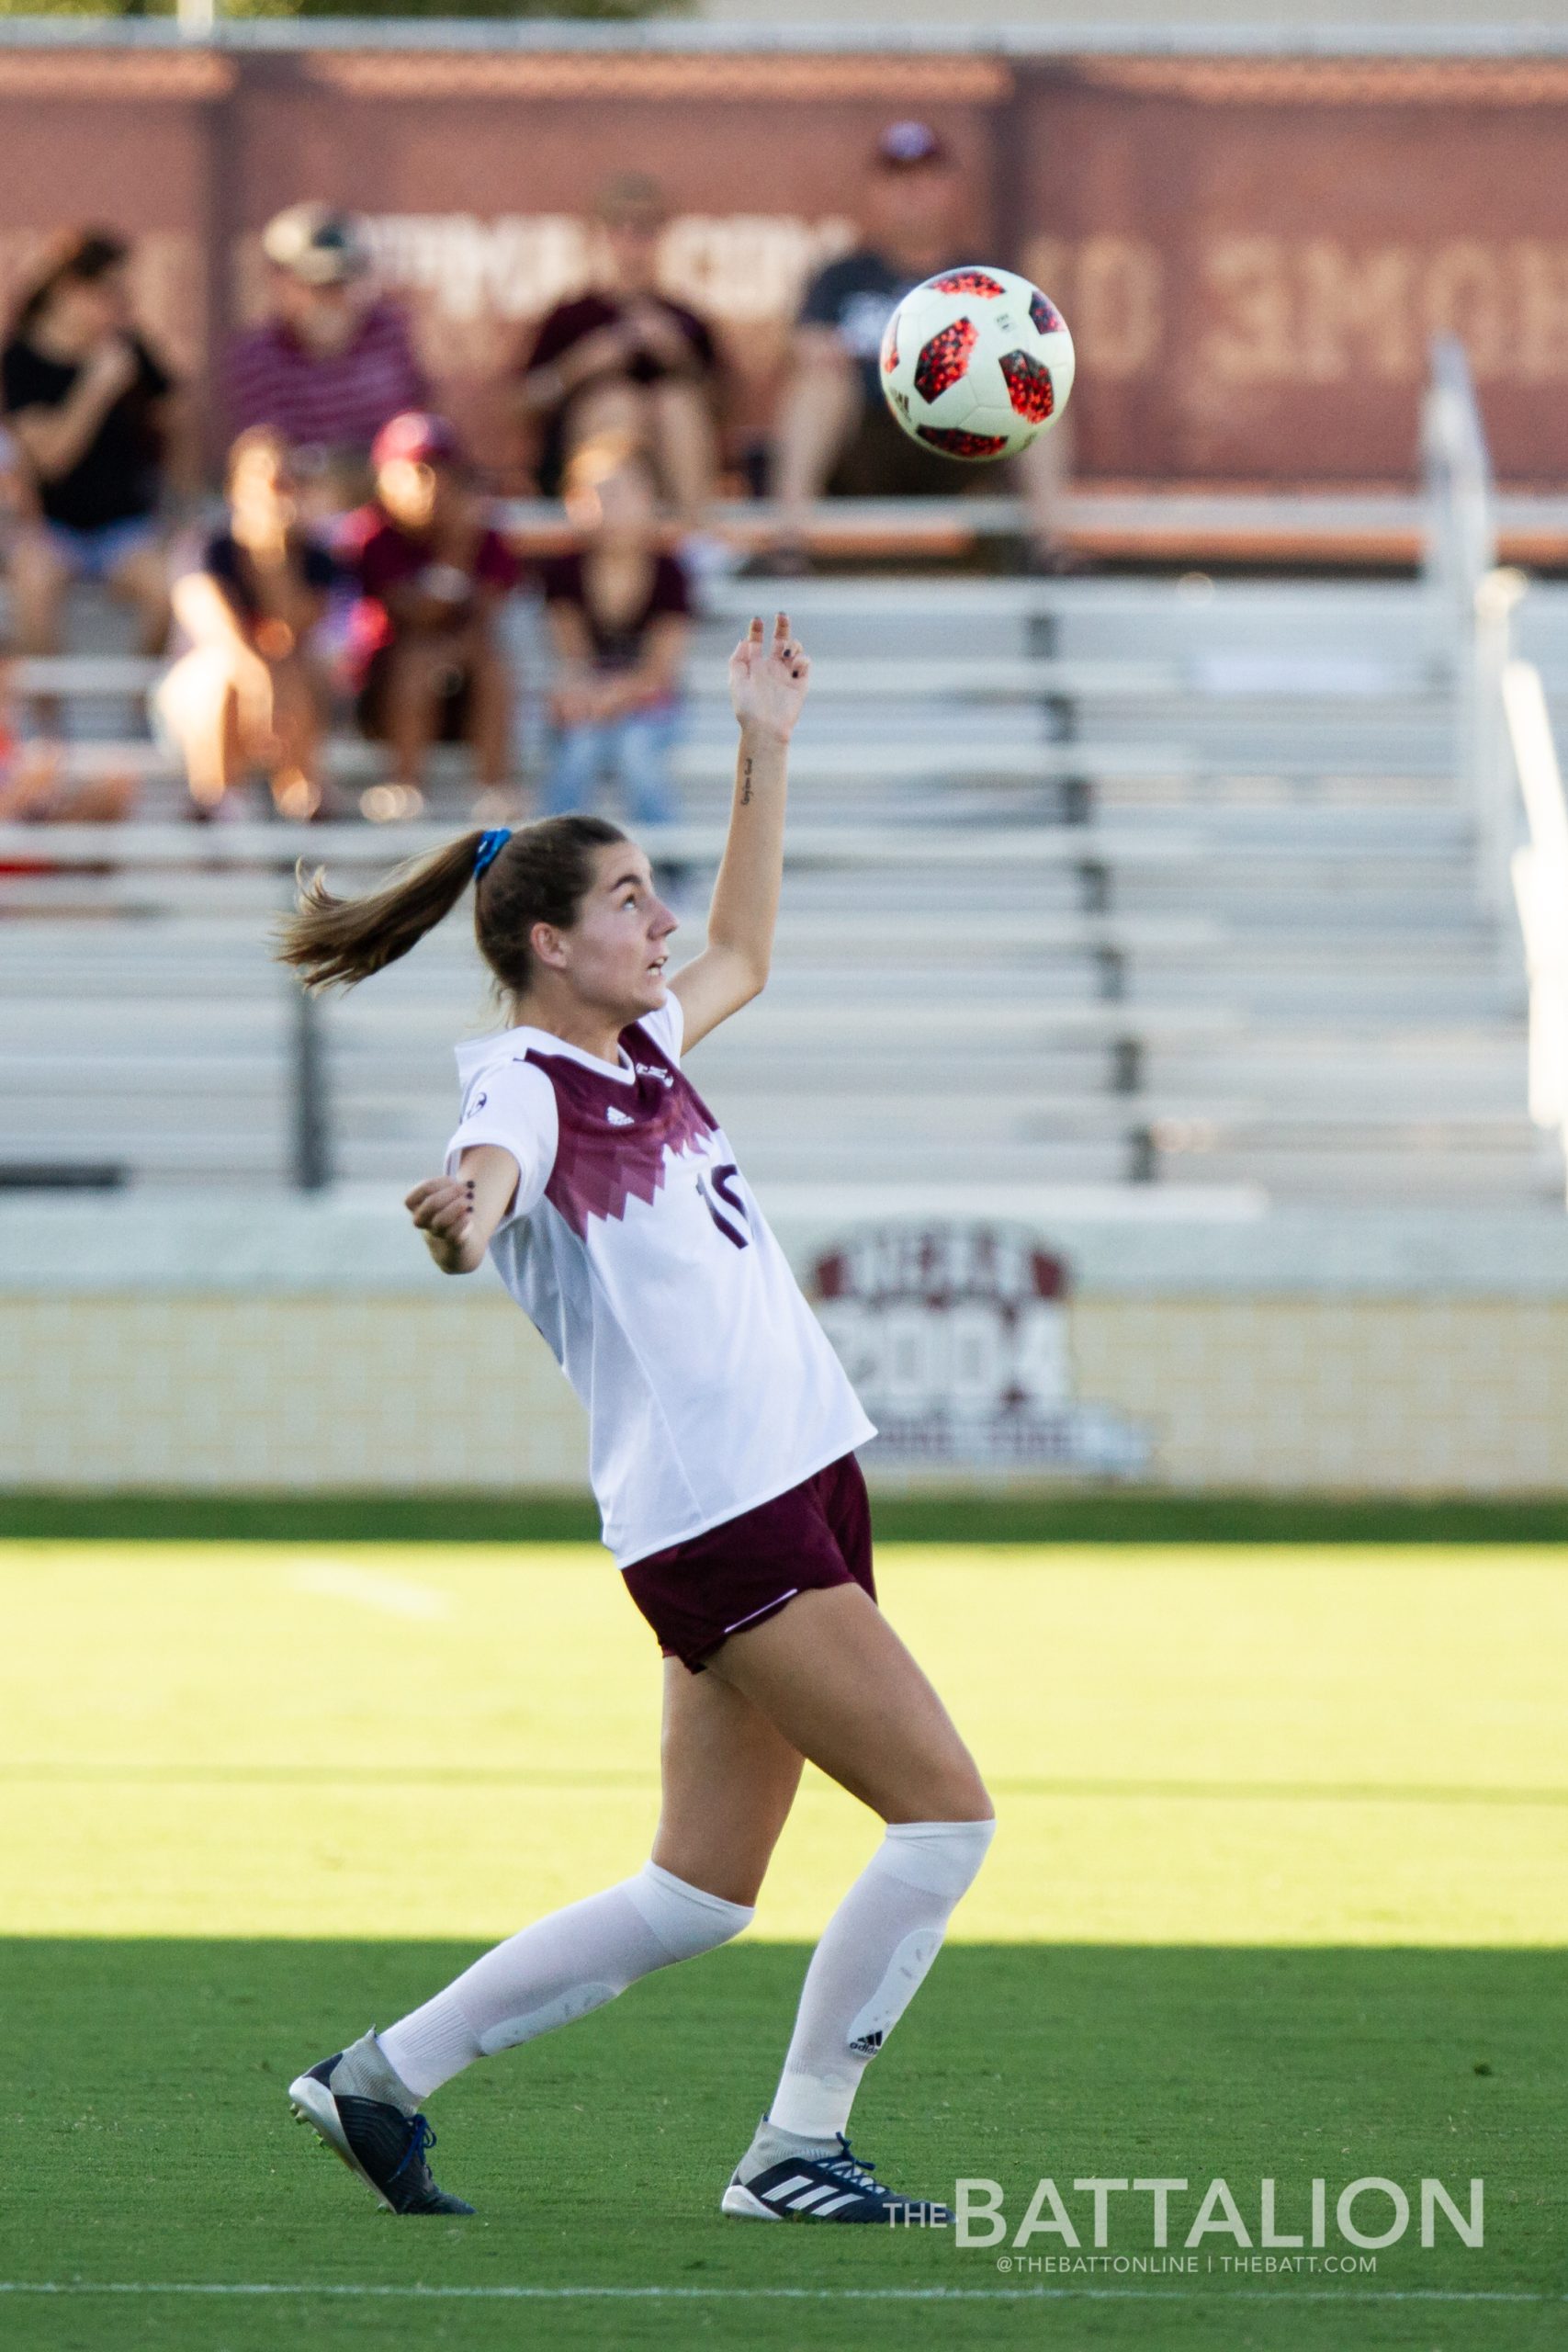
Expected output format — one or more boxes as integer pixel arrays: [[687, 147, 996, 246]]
[[606, 1105, 635, 1126]]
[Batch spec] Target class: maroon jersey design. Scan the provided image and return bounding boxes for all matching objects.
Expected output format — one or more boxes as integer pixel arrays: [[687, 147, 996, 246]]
[[930, 270, 1006, 298], [999, 348, 1055, 424], [525, 1020, 718, 1239], [917, 424, 1009, 458], [1029, 289, 1066, 336], [914, 317, 978, 403]]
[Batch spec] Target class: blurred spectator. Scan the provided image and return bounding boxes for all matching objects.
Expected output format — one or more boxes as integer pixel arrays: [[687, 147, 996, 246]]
[[516, 173, 719, 529], [1, 227, 186, 659], [341, 411, 518, 812], [0, 421, 30, 521], [227, 205, 426, 496], [540, 438, 690, 827], [155, 426, 335, 822], [0, 739, 137, 824], [769, 122, 1070, 570]]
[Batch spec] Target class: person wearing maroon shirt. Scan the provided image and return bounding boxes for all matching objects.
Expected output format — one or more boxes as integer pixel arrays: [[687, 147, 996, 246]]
[[540, 439, 691, 827], [226, 205, 426, 498], [515, 174, 719, 529], [341, 412, 519, 811]]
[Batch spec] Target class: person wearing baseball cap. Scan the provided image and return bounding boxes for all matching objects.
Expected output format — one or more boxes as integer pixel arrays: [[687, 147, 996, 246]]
[[338, 411, 520, 813], [765, 123, 964, 567], [874, 119, 951, 168], [225, 201, 426, 482], [767, 122, 1069, 571], [261, 203, 369, 288]]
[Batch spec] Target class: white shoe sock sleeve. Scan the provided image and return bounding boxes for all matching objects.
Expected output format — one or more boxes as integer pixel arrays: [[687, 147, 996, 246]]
[[378, 1862, 753, 2100], [768, 1816, 996, 2142]]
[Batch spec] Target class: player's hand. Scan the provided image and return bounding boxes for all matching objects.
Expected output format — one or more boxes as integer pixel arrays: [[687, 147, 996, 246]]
[[728, 612, 809, 742], [405, 1174, 474, 1261]]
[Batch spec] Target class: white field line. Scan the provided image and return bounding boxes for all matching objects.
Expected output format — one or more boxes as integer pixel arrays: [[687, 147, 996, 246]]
[[286, 1562, 452, 1622], [0, 2283, 1554, 2303]]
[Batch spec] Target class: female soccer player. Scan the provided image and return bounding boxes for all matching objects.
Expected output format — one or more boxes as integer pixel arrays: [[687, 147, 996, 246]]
[[276, 613, 994, 2224]]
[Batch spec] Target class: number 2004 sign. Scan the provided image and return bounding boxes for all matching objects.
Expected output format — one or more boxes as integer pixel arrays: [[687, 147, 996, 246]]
[[808, 1223, 1151, 1476]]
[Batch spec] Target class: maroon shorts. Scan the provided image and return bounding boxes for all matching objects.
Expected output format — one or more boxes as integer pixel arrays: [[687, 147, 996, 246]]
[[621, 1452, 875, 1674]]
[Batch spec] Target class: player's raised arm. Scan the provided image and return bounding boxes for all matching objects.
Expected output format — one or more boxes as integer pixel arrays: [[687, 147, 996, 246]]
[[670, 610, 809, 1052]]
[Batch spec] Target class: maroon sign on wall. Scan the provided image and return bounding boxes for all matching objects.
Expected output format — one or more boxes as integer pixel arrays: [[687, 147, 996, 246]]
[[0, 43, 1562, 486]]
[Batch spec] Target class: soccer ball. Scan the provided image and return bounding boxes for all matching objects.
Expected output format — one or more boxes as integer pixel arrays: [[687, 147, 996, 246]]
[[878, 266, 1075, 463]]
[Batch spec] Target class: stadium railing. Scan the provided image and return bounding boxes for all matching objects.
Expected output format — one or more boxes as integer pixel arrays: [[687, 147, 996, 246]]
[[1421, 333, 1515, 916], [1423, 333, 1497, 639], [1501, 658, 1568, 1207], [1424, 336, 1568, 1205]]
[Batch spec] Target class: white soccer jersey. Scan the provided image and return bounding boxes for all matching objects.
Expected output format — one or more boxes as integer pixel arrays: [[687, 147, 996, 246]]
[[446, 993, 875, 1566]]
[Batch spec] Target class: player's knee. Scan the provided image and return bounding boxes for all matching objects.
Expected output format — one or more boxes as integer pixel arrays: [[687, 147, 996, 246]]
[[883, 1813, 997, 1902], [628, 1858, 755, 1962], [893, 1756, 993, 1830]]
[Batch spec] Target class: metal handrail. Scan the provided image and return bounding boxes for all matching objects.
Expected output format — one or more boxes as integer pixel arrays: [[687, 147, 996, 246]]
[[1421, 335, 1517, 911], [1423, 332, 1497, 631], [1419, 342, 1567, 1198], [1502, 661, 1568, 1204]]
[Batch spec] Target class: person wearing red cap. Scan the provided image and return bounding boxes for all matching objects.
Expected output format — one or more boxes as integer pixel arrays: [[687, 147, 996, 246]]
[[340, 411, 520, 812], [768, 123, 1069, 571]]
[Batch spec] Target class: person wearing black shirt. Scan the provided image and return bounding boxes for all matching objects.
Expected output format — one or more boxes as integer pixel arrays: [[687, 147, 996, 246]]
[[769, 124, 1070, 571], [540, 440, 691, 826], [1, 228, 189, 660], [155, 427, 336, 820], [516, 174, 720, 530]]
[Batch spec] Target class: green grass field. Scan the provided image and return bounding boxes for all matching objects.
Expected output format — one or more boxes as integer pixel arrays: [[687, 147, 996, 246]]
[[3, 1538, 1565, 2350]]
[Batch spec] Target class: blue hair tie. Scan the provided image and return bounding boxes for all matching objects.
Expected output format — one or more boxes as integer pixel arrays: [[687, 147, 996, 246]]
[[473, 826, 512, 881]]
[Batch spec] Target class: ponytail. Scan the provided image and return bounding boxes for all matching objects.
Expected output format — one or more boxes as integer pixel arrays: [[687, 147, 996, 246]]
[[274, 813, 627, 998], [276, 830, 484, 992]]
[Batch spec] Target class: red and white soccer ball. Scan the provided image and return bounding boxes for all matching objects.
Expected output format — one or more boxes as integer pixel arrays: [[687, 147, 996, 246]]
[[878, 266, 1075, 463]]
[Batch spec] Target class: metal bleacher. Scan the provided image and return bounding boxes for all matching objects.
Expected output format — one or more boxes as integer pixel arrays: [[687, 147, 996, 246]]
[[3, 362, 1564, 1211]]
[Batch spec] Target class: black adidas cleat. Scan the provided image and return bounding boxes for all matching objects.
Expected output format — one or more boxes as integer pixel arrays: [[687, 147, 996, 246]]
[[288, 2030, 474, 2216], [722, 2120, 951, 2225]]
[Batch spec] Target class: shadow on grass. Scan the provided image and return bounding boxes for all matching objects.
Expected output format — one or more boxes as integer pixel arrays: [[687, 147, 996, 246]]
[[2, 1939, 1563, 2351]]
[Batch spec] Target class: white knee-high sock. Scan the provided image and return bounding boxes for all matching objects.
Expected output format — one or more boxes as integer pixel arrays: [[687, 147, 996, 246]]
[[378, 1862, 753, 2100], [767, 1817, 996, 2142]]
